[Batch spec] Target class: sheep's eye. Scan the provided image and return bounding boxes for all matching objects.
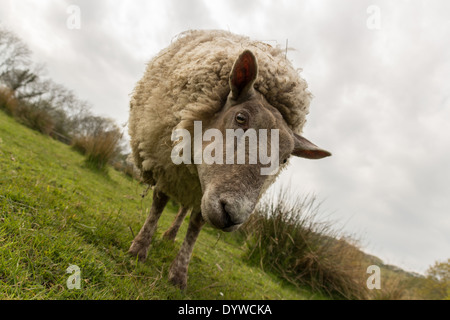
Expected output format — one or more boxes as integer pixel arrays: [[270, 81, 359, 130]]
[[282, 158, 288, 164], [235, 112, 247, 125]]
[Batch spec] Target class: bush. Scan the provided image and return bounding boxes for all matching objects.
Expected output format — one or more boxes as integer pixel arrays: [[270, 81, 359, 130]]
[[1, 85, 126, 173], [0, 87, 54, 134], [0, 86, 18, 114], [72, 128, 122, 170], [240, 189, 368, 299], [418, 259, 450, 300], [15, 102, 54, 135]]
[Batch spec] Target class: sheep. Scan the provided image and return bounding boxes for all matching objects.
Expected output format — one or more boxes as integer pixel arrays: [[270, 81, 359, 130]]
[[128, 29, 331, 289]]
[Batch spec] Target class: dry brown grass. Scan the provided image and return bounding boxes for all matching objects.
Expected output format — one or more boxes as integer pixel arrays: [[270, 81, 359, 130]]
[[240, 189, 369, 299], [0, 86, 18, 114], [369, 275, 409, 300], [72, 129, 122, 170]]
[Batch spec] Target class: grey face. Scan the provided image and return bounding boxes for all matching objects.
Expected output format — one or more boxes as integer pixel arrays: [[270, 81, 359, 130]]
[[196, 50, 331, 231]]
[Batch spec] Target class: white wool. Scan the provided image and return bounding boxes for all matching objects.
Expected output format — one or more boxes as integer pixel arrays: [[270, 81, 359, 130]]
[[128, 30, 312, 208]]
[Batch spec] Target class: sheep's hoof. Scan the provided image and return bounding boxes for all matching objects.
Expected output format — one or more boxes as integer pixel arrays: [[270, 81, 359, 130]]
[[128, 242, 148, 262], [162, 229, 177, 241], [168, 267, 187, 290], [169, 273, 187, 290]]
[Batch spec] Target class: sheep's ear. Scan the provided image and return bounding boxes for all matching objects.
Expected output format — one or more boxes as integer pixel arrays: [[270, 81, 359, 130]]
[[292, 133, 332, 159], [229, 50, 258, 100]]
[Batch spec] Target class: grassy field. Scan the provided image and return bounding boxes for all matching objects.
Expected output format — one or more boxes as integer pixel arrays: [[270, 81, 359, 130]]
[[0, 111, 324, 300]]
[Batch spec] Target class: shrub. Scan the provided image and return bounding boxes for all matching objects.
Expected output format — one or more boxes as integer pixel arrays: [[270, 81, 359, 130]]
[[240, 189, 368, 299], [0, 86, 18, 114], [72, 128, 122, 170], [0, 87, 54, 135], [418, 259, 450, 300], [15, 102, 54, 135]]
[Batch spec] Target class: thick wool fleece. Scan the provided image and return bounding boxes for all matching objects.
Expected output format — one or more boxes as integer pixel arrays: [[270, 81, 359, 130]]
[[129, 30, 312, 208]]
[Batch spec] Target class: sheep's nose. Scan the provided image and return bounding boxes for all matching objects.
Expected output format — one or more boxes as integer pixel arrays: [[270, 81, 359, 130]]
[[220, 200, 239, 230]]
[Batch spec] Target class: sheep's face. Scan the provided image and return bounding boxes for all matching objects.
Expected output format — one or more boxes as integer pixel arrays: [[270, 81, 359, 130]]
[[196, 50, 331, 231]]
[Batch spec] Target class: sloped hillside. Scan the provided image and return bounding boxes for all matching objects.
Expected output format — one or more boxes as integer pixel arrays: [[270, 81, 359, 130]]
[[0, 111, 320, 299]]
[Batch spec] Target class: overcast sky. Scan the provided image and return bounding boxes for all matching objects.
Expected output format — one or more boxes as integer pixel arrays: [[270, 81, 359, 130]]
[[1, 0, 449, 275]]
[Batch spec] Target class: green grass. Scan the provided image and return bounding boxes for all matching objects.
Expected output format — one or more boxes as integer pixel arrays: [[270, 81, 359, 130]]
[[0, 111, 321, 300]]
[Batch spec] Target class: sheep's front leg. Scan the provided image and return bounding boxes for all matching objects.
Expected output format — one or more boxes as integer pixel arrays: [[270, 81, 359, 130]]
[[163, 206, 189, 241], [128, 189, 169, 261], [168, 210, 205, 289]]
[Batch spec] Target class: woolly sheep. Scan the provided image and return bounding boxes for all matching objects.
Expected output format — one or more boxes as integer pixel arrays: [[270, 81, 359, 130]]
[[128, 30, 331, 289]]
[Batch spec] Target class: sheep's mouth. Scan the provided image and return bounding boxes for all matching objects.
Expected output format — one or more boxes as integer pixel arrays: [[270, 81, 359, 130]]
[[200, 186, 257, 232], [205, 201, 241, 232], [201, 199, 243, 232]]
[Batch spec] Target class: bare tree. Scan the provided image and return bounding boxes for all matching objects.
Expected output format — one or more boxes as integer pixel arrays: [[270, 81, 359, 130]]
[[0, 27, 32, 76], [0, 27, 47, 100]]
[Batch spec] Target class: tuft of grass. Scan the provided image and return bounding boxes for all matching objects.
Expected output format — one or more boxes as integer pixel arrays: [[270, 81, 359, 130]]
[[72, 130, 121, 171], [370, 276, 408, 300], [240, 189, 369, 300]]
